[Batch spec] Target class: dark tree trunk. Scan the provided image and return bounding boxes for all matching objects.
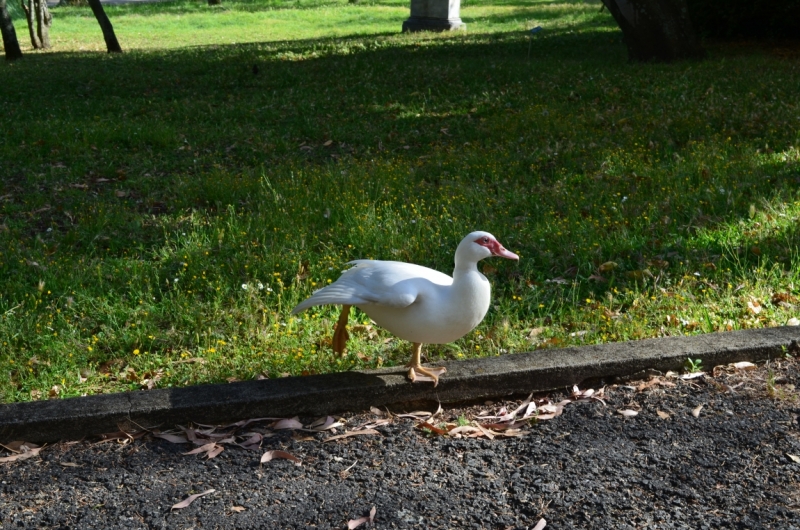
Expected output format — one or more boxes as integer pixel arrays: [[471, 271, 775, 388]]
[[21, 0, 41, 48], [20, 0, 50, 49], [35, 0, 51, 48], [86, 0, 122, 53], [0, 0, 23, 61], [601, 0, 704, 62], [207, 0, 221, 5]]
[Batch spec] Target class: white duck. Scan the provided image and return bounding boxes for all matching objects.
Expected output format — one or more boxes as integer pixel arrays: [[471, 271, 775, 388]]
[[291, 231, 519, 386]]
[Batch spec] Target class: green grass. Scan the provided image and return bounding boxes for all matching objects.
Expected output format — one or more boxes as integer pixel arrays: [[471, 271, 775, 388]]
[[1, 0, 799, 403]]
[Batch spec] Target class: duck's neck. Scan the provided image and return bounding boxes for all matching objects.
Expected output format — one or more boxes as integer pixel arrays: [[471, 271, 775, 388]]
[[452, 259, 482, 282]]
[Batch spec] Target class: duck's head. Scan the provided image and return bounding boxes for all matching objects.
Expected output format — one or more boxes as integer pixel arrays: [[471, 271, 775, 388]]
[[457, 231, 520, 264]]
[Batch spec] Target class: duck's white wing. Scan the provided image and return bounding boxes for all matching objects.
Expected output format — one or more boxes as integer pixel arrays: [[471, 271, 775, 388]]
[[291, 260, 452, 314]]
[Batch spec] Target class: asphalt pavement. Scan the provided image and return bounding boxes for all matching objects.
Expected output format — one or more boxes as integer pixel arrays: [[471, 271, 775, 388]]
[[1, 330, 799, 529]]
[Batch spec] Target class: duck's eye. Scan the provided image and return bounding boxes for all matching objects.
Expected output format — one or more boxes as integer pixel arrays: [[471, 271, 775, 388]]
[[483, 237, 489, 243]]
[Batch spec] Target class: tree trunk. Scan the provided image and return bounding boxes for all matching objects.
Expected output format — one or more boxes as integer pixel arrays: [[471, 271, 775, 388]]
[[601, 0, 704, 62], [86, 0, 122, 53], [207, 0, 221, 5], [0, 0, 23, 61], [21, 0, 42, 48], [35, 0, 51, 49]]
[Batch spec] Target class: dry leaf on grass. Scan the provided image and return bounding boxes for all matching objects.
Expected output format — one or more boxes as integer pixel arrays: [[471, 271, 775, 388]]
[[347, 506, 377, 529], [324, 429, 381, 443], [171, 489, 215, 511], [260, 450, 302, 465]]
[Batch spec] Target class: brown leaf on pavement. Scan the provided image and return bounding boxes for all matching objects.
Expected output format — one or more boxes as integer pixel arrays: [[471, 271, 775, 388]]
[[347, 506, 377, 529], [0, 445, 42, 464], [152, 432, 190, 444], [323, 429, 381, 443], [416, 421, 448, 436], [305, 416, 344, 432], [260, 450, 302, 465], [171, 489, 215, 511], [184, 442, 224, 459], [272, 417, 304, 430]]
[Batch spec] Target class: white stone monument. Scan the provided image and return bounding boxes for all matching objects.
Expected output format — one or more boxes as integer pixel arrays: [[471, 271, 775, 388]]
[[402, 0, 466, 32]]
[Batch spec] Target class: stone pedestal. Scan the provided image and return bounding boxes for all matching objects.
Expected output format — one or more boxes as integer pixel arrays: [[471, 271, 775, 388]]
[[402, 0, 466, 32]]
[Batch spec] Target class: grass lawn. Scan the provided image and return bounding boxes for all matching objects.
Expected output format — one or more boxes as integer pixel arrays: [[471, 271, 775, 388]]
[[1, 0, 799, 403]]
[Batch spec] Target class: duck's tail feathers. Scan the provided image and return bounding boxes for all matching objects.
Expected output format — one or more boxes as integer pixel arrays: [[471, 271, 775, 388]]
[[291, 285, 368, 314]]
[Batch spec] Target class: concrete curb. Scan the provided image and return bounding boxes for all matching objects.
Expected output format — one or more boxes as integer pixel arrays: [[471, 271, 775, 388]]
[[2, 327, 799, 443]]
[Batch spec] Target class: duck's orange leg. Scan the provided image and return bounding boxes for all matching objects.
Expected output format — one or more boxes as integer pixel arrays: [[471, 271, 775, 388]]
[[406, 342, 446, 387], [332, 305, 351, 356]]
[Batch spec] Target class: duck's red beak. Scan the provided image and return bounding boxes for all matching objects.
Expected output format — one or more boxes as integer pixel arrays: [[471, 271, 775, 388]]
[[477, 236, 519, 260], [493, 242, 519, 260]]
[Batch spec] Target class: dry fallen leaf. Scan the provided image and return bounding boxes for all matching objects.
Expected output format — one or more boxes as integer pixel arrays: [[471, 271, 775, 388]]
[[746, 300, 762, 315], [272, 417, 304, 430], [691, 404, 704, 418], [324, 429, 381, 443], [617, 409, 639, 417], [184, 442, 224, 459], [532, 518, 547, 530], [58, 461, 80, 468], [231, 506, 246, 513], [171, 489, 215, 511], [656, 410, 670, 420], [347, 506, 377, 529], [153, 432, 190, 444], [787, 454, 800, 463], [0, 446, 42, 464], [732, 361, 756, 371], [260, 450, 302, 465]]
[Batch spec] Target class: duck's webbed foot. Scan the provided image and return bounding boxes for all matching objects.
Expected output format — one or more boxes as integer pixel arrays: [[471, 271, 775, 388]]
[[405, 342, 446, 387], [332, 305, 351, 356]]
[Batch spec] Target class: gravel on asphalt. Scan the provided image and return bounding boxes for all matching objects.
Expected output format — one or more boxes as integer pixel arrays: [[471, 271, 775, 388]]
[[2, 358, 799, 530]]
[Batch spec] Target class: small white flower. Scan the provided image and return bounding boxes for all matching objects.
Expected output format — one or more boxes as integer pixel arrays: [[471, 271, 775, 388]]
[[173, 278, 178, 283], [241, 283, 248, 290], [621, 196, 628, 203], [693, 272, 701, 277], [257, 282, 264, 290], [266, 287, 273, 292]]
